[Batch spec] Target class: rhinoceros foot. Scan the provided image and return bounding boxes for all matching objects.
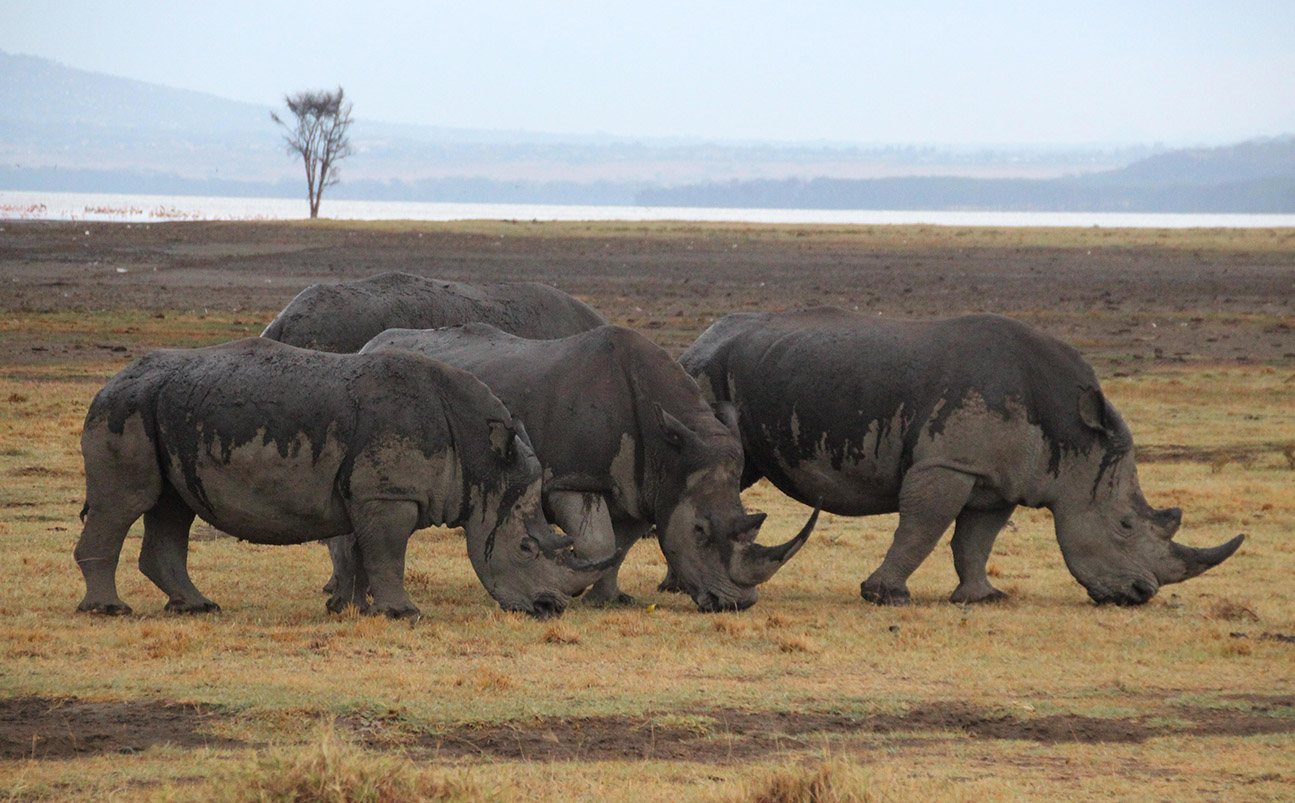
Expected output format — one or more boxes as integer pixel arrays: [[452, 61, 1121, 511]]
[[325, 595, 370, 616], [860, 579, 911, 606], [370, 600, 421, 621], [164, 599, 222, 614], [949, 583, 1009, 605], [77, 599, 133, 616]]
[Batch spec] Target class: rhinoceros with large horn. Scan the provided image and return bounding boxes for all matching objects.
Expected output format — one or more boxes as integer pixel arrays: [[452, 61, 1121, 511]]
[[74, 338, 613, 620], [262, 272, 606, 354], [348, 323, 817, 612], [680, 308, 1243, 606]]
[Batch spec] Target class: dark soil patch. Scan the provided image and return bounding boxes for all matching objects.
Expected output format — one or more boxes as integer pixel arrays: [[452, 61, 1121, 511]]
[[1137, 442, 1295, 467], [5, 694, 1291, 763], [0, 696, 242, 760], [396, 700, 1295, 763]]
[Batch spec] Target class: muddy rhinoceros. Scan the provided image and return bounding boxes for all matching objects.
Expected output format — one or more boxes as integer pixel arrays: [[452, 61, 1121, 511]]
[[345, 323, 817, 612], [74, 338, 613, 620], [680, 308, 1244, 606], [262, 272, 606, 353]]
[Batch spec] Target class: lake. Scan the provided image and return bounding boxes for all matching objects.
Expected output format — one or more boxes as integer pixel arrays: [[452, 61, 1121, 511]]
[[2, 190, 1293, 228]]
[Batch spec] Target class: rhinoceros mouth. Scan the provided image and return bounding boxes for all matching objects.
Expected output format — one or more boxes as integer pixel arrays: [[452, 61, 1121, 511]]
[[525, 593, 567, 620], [695, 590, 756, 613], [1087, 577, 1159, 606]]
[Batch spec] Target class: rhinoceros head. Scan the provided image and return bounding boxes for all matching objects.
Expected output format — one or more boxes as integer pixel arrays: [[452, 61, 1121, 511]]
[[1053, 390, 1244, 605], [651, 405, 816, 612], [464, 419, 618, 618]]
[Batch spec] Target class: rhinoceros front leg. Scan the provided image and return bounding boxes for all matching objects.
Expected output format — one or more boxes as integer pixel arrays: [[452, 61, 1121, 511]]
[[949, 505, 1016, 604], [322, 536, 345, 595], [324, 533, 372, 614], [657, 562, 684, 594], [350, 500, 420, 620], [138, 487, 220, 613], [860, 464, 975, 605], [548, 491, 637, 606]]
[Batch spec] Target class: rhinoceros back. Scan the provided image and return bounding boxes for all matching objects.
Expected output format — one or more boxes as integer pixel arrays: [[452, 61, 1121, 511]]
[[263, 273, 605, 353]]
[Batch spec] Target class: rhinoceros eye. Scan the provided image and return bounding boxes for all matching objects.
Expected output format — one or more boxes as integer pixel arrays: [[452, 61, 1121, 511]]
[[1119, 518, 1134, 535], [519, 537, 541, 559]]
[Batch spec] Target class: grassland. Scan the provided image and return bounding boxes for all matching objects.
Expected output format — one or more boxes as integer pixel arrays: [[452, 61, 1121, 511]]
[[0, 221, 1292, 801]]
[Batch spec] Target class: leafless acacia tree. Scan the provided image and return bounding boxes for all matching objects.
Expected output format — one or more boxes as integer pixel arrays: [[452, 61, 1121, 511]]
[[271, 87, 354, 219]]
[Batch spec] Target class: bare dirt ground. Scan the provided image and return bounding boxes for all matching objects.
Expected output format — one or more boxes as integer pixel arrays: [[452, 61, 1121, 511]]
[[2, 220, 1293, 367]]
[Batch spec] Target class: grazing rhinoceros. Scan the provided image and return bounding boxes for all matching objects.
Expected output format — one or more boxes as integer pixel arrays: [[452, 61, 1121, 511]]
[[346, 323, 817, 612], [262, 272, 606, 353], [680, 308, 1244, 606], [74, 338, 613, 620]]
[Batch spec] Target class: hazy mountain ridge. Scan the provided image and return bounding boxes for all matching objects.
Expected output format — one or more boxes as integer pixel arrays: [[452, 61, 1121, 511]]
[[2, 51, 1291, 211]]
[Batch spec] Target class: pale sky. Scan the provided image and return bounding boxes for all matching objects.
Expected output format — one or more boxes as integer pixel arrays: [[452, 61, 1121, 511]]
[[3, 0, 1293, 146]]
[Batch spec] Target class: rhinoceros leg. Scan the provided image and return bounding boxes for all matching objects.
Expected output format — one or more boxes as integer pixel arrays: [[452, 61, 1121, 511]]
[[589, 519, 651, 607], [322, 536, 345, 595], [138, 486, 220, 613], [75, 418, 162, 615], [860, 465, 976, 605], [350, 500, 420, 620], [75, 509, 140, 616], [948, 505, 1016, 604], [548, 491, 638, 606], [324, 533, 372, 614], [657, 564, 684, 594]]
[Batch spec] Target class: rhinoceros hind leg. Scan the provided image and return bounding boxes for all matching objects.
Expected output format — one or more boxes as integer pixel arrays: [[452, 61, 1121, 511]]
[[75, 510, 143, 616], [861, 464, 976, 606], [949, 505, 1015, 604], [352, 500, 420, 620], [139, 487, 220, 614]]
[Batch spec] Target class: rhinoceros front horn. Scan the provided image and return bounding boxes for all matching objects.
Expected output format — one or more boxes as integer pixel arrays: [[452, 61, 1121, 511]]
[[729, 506, 820, 586], [1166, 534, 1245, 582]]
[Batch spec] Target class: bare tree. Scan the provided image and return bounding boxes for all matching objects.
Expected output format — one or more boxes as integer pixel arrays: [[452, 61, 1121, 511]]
[[271, 87, 354, 219]]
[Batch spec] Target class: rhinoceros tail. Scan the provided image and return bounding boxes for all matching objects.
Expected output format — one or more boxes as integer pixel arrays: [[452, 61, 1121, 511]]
[[79, 502, 88, 523]]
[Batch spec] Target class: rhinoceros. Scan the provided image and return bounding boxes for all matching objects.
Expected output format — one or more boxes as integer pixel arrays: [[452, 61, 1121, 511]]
[[74, 338, 613, 620], [680, 308, 1244, 606], [346, 323, 817, 612], [262, 272, 607, 353]]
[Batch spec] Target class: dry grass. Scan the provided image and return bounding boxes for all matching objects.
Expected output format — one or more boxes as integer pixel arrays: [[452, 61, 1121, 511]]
[[220, 722, 490, 802], [1, 225, 1293, 800], [713, 755, 905, 803], [2, 363, 1292, 800]]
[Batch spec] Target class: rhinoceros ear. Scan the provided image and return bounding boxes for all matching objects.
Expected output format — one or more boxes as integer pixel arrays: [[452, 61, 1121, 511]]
[[487, 418, 515, 462], [1077, 387, 1107, 432], [654, 403, 697, 451]]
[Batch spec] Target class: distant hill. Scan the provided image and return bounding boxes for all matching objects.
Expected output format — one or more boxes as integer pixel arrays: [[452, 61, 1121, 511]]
[[637, 139, 1295, 213], [1, 51, 266, 133], [1091, 136, 1295, 185], [2, 50, 1291, 211]]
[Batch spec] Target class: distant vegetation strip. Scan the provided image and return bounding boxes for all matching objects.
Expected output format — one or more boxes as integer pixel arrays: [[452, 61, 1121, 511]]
[[4, 135, 1293, 213], [635, 175, 1295, 213]]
